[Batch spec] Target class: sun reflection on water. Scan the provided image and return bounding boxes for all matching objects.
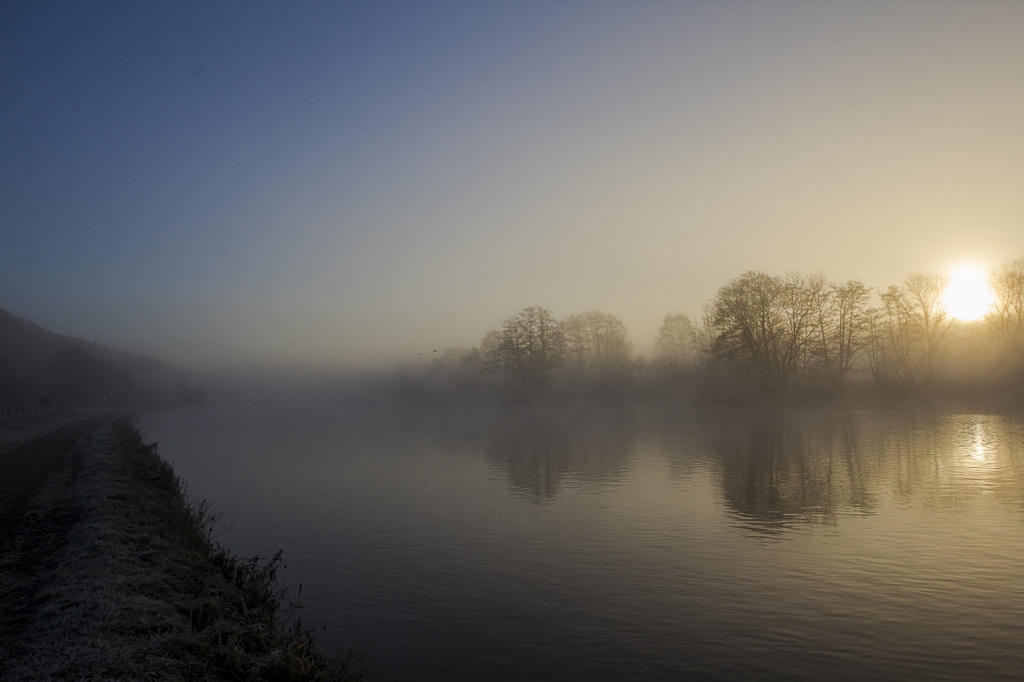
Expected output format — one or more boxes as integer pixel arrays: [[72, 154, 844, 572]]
[[702, 411, 1024, 527], [949, 415, 1017, 499], [970, 421, 988, 462]]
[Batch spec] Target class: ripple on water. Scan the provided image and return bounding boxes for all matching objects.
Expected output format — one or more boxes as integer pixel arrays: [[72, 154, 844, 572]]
[[139, 403, 1024, 681]]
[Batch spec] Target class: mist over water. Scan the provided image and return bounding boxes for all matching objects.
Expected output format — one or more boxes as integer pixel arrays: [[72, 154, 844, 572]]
[[139, 390, 1024, 681], [5, 5, 1024, 678]]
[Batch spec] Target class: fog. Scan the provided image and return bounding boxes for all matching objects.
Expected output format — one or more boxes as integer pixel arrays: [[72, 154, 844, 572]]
[[3, 2, 1024, 373], [6, 8, 1024, 679]]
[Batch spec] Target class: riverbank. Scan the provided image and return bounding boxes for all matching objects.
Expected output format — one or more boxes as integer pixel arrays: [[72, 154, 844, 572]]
[[0, 416, 361, 681]]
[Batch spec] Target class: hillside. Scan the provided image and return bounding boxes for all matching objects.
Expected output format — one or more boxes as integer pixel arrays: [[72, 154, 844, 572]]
[[0, 307, 198, 407]]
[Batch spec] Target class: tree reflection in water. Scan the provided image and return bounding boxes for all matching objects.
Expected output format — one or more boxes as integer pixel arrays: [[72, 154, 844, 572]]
[[713, 411, 878, 533], [485, 405, 637, 501], [485, 405, 1024, 530], [710, 410, 1024, 532]]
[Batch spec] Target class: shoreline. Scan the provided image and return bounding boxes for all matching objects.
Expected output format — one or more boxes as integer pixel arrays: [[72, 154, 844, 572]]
[[0, 416, 362, 681]]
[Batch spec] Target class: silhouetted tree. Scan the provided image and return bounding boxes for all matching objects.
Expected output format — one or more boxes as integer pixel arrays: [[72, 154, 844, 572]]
[[864, 274, 951, 385], [799, 273, 831, 382], [708, 271, 814, 391], [808, 277, 872, 384], [480, 330, 503, 374], [866, 285, 916, 384], [693, 304, 716, 360], [561, 311, 633, 380], [987, 258, 1024, 364], [484, 306, 565, 386], [654, 313, 696, 368], [903, 272, 951, 382]]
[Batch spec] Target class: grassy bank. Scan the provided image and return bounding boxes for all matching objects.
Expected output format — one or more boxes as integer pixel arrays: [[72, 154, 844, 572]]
[[3, 417, 363, 681]]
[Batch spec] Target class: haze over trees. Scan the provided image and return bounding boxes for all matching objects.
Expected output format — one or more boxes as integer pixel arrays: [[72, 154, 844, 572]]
[[654, 314, 696, 369], [397, 256, 1024, 404], [476, 307, 636, 392], [866, 277, 951, 385], [705, 271, 816, 391], [561, 311, 633, 383], [704, 265, 1024, 396], [808, 278, 871, 385], [484, 306, 565, 387], [987, 259, 1024, 364]]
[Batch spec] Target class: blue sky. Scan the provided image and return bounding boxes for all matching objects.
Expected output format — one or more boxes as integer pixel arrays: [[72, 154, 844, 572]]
[[3, 1, 1024, 369]]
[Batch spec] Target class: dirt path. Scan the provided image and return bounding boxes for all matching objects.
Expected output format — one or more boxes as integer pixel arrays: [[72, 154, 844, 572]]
[[0, 417, 107, 667]]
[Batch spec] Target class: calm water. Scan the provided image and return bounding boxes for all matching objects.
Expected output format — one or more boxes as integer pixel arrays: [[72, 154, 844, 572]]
[[139, 395, 1024, 681]]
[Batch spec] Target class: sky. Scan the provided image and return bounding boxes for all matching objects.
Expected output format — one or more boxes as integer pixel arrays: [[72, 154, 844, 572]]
[[2, 1, 1024, 370]]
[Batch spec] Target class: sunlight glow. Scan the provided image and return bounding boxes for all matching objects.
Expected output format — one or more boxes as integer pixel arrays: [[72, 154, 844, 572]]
[[971, 422, 988, 462], [942, 264, 995, 321]]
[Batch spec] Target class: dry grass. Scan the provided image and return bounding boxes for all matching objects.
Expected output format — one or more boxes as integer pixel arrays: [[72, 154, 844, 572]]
[[2, 418, 365, 681]]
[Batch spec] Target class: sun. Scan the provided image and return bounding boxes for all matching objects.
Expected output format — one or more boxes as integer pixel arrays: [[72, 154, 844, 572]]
[[941, 264, 994, 321]]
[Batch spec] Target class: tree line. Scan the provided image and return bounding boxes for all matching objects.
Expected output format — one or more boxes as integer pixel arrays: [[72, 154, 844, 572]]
[[397, 258, 1024, 401], [706, 260, 1024, 393]]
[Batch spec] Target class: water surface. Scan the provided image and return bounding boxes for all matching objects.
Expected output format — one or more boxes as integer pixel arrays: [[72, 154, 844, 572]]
[[139, 397, 1024, 681]]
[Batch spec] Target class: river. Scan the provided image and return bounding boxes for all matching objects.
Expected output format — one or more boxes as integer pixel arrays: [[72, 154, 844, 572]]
[[138, 394, 1024, 681]]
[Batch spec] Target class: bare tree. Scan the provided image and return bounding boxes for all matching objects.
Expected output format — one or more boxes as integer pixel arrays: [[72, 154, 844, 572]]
[[902, 273, 951, 382], [807, 277, 871, 384], [831, 279, 872, 381], [708, 271, 815, 391], [870, 285, 918, 384], [484, 306, 565, 385], [865, 275, 951, 385], [561, 311, 633, 380], [987, 258, 1024, 364], [693, 303, 717, 361], [654, 314, 696, 368], [863, 303, 890, 383], [801, 273, 831, 382], [479, 330, 503, 375]]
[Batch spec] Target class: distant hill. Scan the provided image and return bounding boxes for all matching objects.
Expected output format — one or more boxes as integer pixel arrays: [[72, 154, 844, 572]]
[[0, 307, 200, 406]]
